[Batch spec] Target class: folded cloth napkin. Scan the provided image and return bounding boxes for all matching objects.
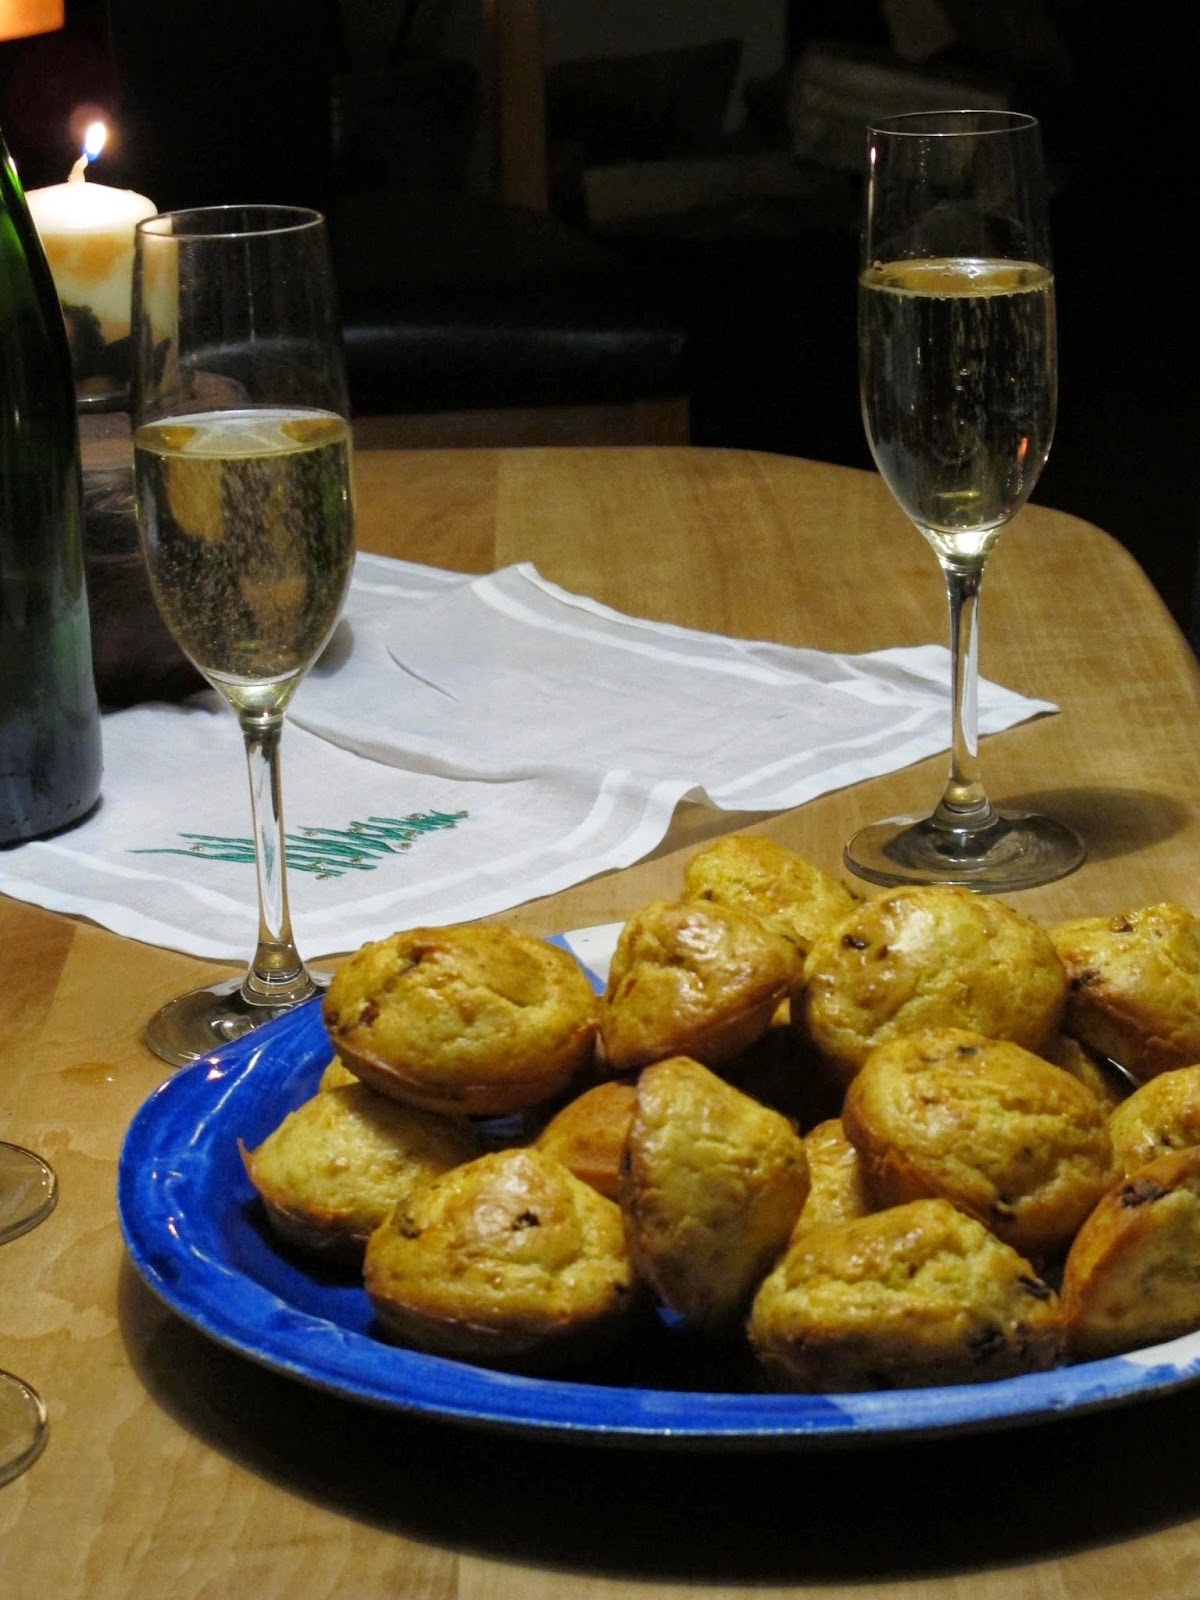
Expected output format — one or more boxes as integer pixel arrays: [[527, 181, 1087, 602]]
[[294, 559, 1055, 808], [0, 554, 1055, 960]]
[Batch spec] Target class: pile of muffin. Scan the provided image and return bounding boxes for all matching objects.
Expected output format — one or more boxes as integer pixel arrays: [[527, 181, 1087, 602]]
[[240, 835, 1200, 1391]]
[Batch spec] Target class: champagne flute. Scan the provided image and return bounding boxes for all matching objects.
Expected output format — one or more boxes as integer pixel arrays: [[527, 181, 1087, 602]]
[[131, 206, 355, 1066], [844, 110, 1085, 891]]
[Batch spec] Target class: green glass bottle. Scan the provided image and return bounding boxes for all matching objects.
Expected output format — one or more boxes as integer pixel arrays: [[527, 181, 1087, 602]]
[[1, 128, 102, 844]]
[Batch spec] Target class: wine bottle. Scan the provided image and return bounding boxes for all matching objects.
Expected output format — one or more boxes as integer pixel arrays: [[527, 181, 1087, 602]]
[[1, 128, 102, 844]]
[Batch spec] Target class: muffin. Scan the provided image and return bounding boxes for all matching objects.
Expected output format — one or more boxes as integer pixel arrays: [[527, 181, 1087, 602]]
[[318, 1054, 360, 1092], [240, 1083, 481, 1263], [1050, 904, 1200, 1081], [364, 1147, 636, 1368], [788, 1117, 874, 1241], [1061, 1145, 1200, 1360], [681, 834, 857, 979], [749, 1198, 1062, 1391], [599, 899, 792, 1075], [322, 923, 599, 1116], [533, 1080, 638, 1201], [841, 1028, 1114, 1261], [1107, 1065, 1200, 1179], [798, 884, 1067, 1085], [619, 1055, 810, 1332], [1041, 1033, 1131, 1113]]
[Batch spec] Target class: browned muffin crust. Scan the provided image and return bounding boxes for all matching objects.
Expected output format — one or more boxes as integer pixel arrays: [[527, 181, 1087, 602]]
[[1107, 1064, 1200, 1180], [533, 1079, 637, 1201], [241, 1083, 480, 1263], [322, 923, 598, 1116], [1040, 1032, 1131, 1112], [798, 884, 1067, 1085], [789, 1117, 874, 1242], [842, 1028, 1114, 1261], [619, 1055, 809, 1332], [681, 833, 857, 978], [364, 1147, 636, 1368], [599, 898, 792, 1074], [749, 1198, 1062, 1391], [1061, 1145, 1200, 1359], [1051, 904, 1200, 1081]]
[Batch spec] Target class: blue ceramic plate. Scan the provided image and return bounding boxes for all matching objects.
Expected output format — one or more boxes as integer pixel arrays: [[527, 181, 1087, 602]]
[[117, 926, 1200, 1448]]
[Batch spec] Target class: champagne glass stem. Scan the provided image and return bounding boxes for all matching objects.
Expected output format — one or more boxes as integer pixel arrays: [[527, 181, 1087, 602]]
[[930, 557, 998, 836], [239, 709, 314, 1008]]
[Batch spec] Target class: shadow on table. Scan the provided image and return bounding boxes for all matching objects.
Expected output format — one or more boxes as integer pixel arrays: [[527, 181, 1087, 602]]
[[119, 1261, 1200, 1584], [996, 785, 1189, 864]]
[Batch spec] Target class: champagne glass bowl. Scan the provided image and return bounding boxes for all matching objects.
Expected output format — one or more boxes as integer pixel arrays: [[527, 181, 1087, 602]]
[[843, 110, 1085, 892], [131, 205, 355, 1066]]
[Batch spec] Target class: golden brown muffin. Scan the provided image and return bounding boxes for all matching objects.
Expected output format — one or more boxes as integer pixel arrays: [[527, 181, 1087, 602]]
[[1107, 1065, 1200, 1179], [240, 1083, 481, 1263], [1050, 904, 1200, 1082], [619, 1055, 809, 1331], [599, 899, 792, 1075], [798, 884, 1067, 1085], [322, 923, 598, 1116], [842, 1028, 1114, 1261], [317, 1054, 360, 1092], [533, 1080, 638, 1201], [748, 1198, 1062, 1391], [681, 834, 857, 979], [1061, 1145, 1200, 1360], [789, 1117, 874, 1241], [363, 1147, 636, 1368], [1040, 1032, 1131, 1113]]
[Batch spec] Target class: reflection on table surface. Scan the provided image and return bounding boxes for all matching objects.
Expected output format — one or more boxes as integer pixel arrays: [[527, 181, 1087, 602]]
[[5, 446, 1200, 1600]]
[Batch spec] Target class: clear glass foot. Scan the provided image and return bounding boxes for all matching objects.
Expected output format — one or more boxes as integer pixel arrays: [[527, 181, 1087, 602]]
[[0, 1143, 57, 1245], [0, 1369, 48, 1487], [144, 970, 331, 1068], [844, 810, 1086, 892]]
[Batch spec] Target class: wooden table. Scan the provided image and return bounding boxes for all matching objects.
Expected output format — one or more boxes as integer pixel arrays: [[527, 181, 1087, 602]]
[[4, 447, 1200, 1600]]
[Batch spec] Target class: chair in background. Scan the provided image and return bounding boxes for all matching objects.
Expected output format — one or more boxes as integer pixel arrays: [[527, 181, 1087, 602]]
[[98, 0, 689, 449], [329, 0, 689, 448]]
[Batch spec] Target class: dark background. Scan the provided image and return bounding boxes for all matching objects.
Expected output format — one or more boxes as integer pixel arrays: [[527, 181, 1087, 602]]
[[3, 1, 1195, 644]]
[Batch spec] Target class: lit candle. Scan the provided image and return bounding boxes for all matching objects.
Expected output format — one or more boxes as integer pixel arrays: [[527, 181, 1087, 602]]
[[25, 123, 157, 384]]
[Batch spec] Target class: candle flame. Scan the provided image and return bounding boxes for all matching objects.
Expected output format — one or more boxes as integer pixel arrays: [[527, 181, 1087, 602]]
[[83, 122, 106, 162]]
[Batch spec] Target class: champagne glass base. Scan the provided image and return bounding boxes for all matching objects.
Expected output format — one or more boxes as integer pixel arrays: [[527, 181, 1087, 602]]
[[0, 1143, 57, 1245], [0, 1369, 48, 1487], [844, 811, 1086, 893], [144, 971, 332, 1068]]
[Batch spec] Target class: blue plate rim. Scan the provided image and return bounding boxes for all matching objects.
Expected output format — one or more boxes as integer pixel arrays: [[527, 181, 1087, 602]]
[[116, 927, 1200, 1448]]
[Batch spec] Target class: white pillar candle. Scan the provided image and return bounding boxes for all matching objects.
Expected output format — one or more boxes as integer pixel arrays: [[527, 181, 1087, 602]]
[[26, 128, 156, 346]]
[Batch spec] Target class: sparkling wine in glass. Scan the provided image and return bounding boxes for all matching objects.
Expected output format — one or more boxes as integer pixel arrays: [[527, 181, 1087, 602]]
[[131, 206, 355, 1066], [844, 109, 1085, 892]]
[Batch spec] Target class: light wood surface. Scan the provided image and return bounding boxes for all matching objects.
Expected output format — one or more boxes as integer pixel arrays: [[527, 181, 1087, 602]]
[[4, 446, 1200, 1600]]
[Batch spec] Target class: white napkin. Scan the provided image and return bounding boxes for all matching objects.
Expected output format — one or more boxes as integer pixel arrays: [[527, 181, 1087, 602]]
[[293, 559, 1053, 808], [0, 554, 1055, 959]]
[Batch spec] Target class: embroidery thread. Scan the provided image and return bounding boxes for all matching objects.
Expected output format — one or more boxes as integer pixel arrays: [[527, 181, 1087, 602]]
[[130, 810, 468, 880]]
